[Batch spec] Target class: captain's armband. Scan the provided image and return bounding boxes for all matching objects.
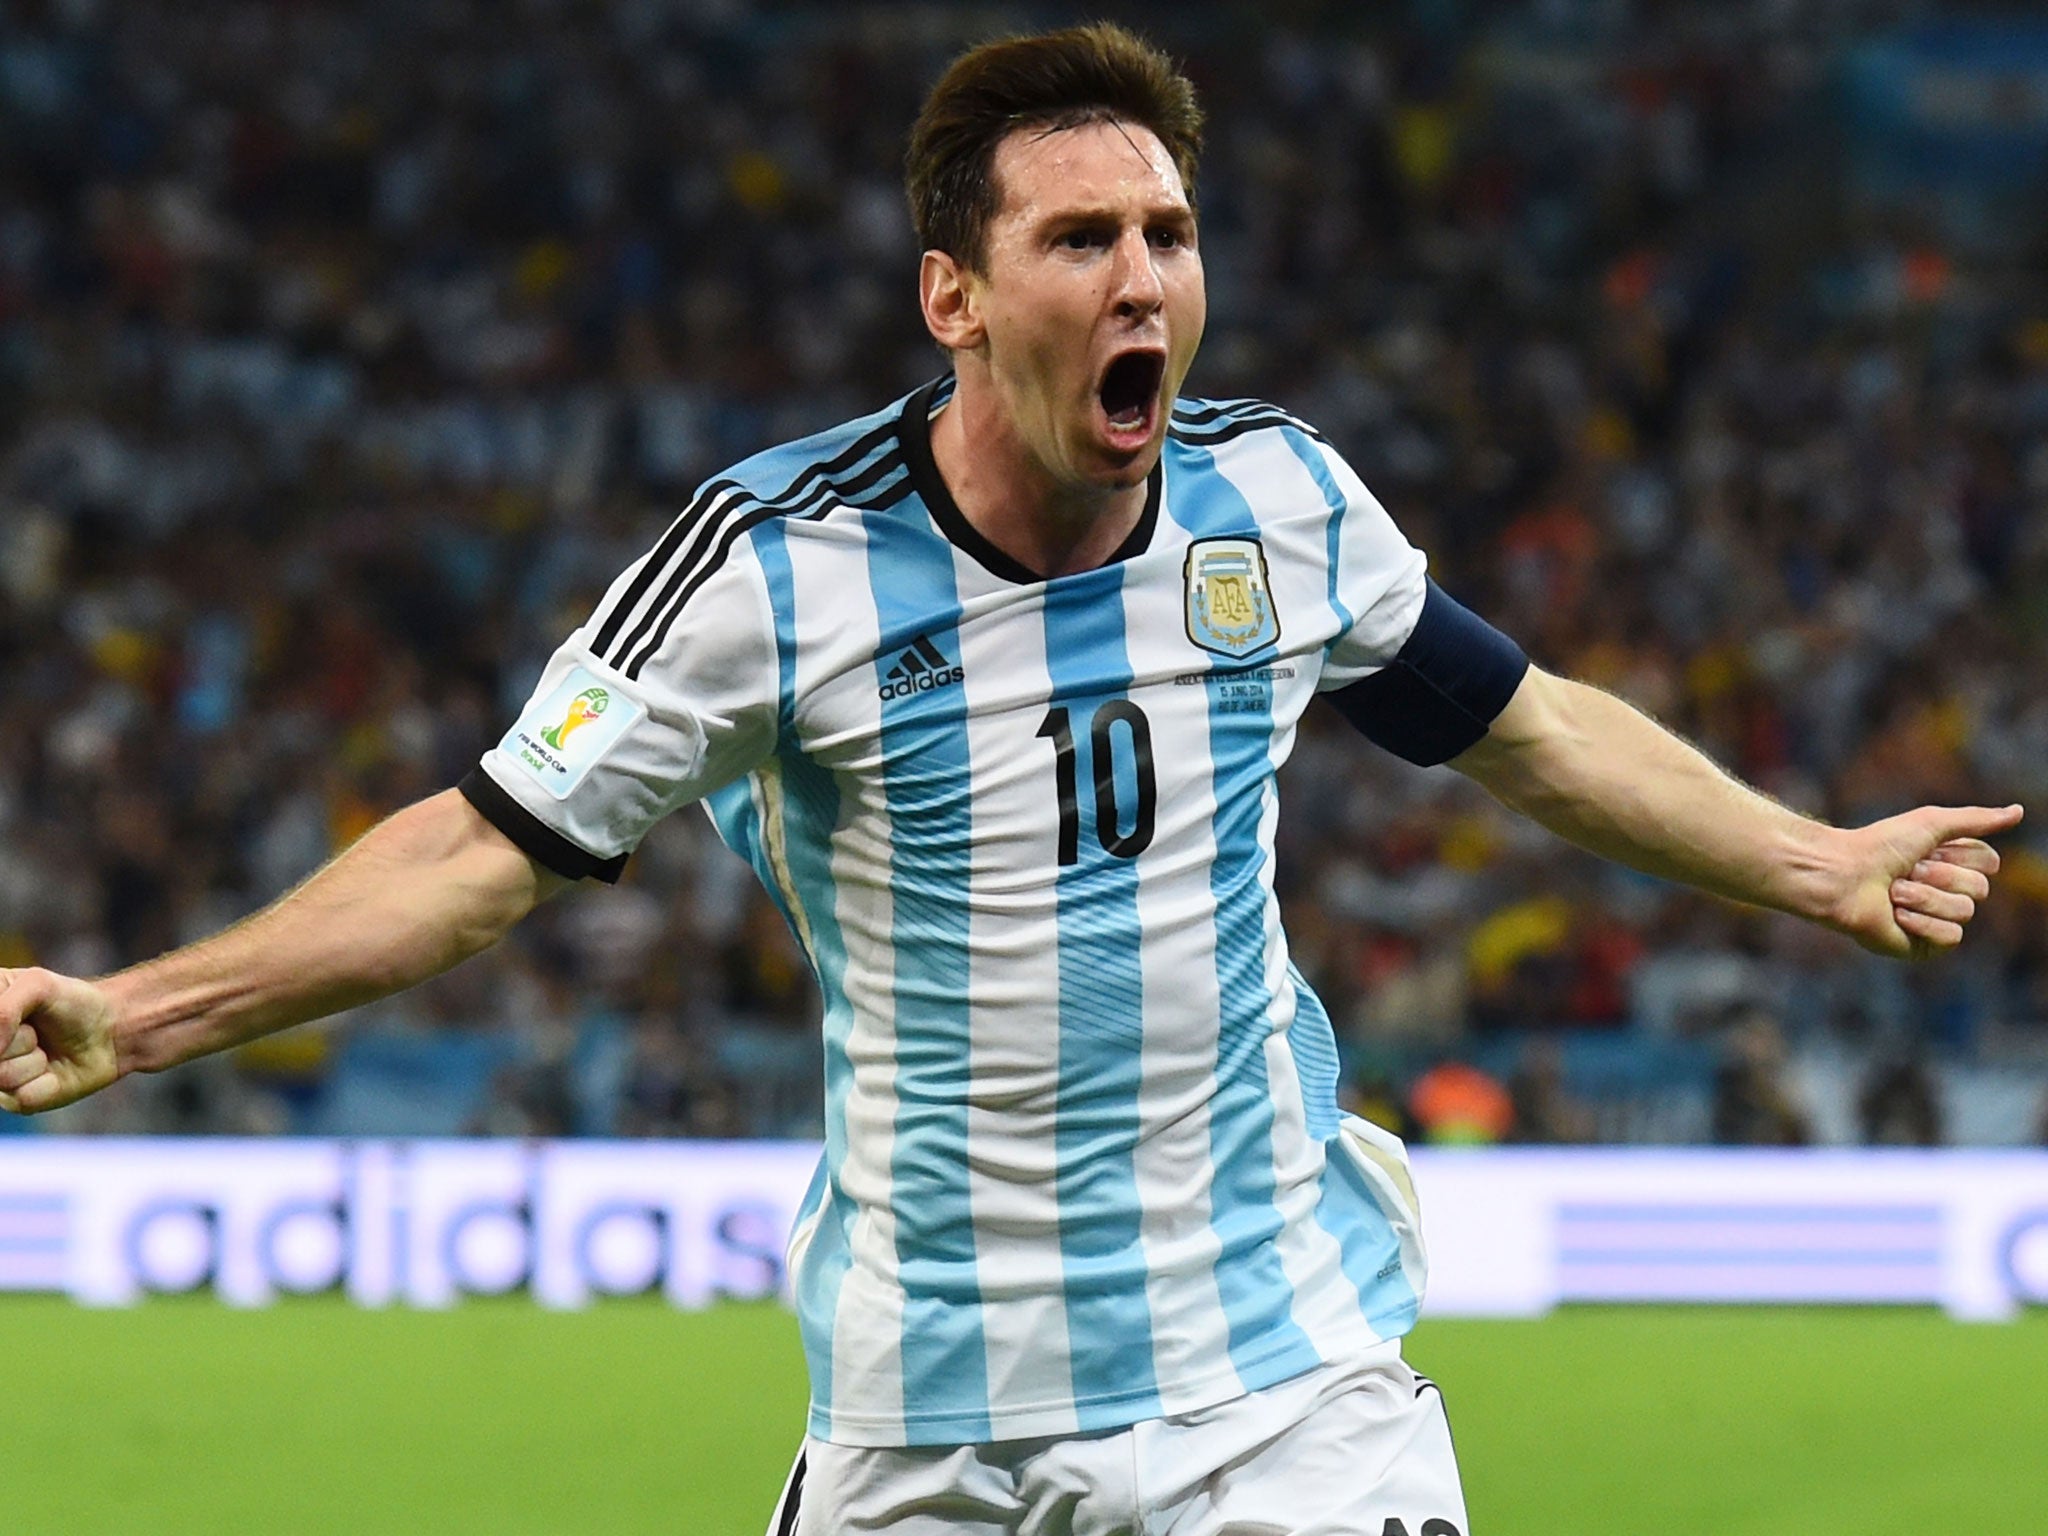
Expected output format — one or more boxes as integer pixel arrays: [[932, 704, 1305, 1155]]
[[1325, 581, 1528, 766]]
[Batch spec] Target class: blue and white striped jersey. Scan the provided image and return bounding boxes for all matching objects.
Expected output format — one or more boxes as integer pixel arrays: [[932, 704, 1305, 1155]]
[[466, 379, 1504, 1447]]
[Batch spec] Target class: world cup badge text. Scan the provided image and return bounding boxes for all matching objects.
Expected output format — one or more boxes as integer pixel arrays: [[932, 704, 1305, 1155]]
[[1184, 537, 1280, 657]]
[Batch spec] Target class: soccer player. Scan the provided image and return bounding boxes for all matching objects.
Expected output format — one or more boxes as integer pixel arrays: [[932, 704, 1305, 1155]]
[[0, 24, 2020, 1536]]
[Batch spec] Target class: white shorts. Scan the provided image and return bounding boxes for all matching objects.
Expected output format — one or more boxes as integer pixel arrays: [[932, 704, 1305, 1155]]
[[764, 1340, 1468, 1536]]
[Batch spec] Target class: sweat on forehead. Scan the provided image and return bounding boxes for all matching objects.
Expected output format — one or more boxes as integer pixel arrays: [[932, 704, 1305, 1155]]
[[993, 117, 1189, 208]]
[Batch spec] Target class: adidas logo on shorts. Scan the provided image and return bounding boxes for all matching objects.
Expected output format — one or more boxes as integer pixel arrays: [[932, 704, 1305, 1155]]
[[879, 635, 965, 700]]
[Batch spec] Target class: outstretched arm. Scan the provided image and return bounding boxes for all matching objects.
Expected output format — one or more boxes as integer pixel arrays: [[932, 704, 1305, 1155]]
[[1451, 667, 2021, 957], [0, 788, 568, 1114]]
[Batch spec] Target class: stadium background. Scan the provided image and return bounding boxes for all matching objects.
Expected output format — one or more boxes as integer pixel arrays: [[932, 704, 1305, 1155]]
[[3, 0, 2047, 1531]]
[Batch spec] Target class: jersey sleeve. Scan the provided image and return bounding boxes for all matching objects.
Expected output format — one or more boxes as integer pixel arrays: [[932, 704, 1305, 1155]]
[[1311, 440, 1432, 687], [1310, 439, 1530, 766], [461, 532, 781, 883]]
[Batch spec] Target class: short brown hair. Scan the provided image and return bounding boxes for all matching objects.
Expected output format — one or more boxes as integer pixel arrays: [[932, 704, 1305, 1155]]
[[906, 23, 1204, 272]]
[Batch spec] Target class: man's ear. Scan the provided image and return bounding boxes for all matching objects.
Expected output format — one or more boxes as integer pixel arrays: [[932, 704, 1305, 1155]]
[[920, 249, 985, 352]]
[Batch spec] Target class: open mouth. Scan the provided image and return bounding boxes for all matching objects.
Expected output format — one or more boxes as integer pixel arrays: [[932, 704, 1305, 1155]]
[[1097, 350, 1166, 443]]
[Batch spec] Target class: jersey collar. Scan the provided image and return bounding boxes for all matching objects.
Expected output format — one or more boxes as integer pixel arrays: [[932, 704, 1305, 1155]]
[[898, 376, 1163, 585]]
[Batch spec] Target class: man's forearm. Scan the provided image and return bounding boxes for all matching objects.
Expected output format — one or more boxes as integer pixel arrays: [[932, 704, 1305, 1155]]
[[106, 788, 563, 1076], [1451, 669, 1846, 925]]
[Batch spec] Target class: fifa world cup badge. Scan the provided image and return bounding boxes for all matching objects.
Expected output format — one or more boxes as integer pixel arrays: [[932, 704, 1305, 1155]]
[[501, 667, 644, 799], [1184, 537, 1280, 657]]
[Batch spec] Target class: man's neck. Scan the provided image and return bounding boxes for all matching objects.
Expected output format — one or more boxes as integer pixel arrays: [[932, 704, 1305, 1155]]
[[927, 379, 1150, 580]]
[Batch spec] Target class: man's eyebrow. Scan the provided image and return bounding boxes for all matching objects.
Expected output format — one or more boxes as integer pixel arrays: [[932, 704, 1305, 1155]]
[[1035, 200, 1195, 226]]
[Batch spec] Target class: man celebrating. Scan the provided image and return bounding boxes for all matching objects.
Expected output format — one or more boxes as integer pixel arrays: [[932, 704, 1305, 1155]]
[[0, 25, 2018, 1535]]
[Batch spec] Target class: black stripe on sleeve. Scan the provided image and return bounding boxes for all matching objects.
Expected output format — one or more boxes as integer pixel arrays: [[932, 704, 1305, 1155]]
[[604, 480, 762, 668], [1170, 397, 1326, 438], [593, 418, 901, 662], [458, 767, 629, 884], [1324, 580, 1529, 766], [620, 454, 907, 679], [589, 475, 738, 658], [1168, 412, 1327, 447], [1170, 395, 1275, 427], [772, 1448, 806, 1536]]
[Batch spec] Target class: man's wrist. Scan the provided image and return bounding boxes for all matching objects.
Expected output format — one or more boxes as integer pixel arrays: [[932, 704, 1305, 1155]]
[[1774, 818, 1856, 930], [100, 971, 167, 1078]]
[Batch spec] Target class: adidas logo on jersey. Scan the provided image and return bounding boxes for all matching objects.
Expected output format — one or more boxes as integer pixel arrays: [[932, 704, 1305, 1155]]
[[879, 635, 964, 700]]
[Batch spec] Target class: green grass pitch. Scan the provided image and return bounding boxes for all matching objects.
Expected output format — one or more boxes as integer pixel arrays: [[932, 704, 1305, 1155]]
[[9, 1296, 2043, 1533]]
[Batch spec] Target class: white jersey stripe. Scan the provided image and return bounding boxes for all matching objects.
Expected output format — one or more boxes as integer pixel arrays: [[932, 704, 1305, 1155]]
[[1040, 561, 1165, 1429], [1162, 438, 1321, 1393], [860, 496, 992, 1444], [1251, 766, 1382, 1363], [954, 566, 1080, 1438], [1123, 496, 1238, 1412], [787, 510, 913, 1445], [1292, 973, 1423, 1334], [712, 515, 869, 1436]]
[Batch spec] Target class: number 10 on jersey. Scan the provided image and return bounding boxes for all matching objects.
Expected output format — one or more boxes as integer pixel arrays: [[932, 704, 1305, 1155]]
[[1036, 702, 1157, 866]]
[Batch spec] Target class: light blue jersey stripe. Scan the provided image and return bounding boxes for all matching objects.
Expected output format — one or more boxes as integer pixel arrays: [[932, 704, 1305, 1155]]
[[1041, 564, 1161, 1426], [1266, 424, 1429, 1337], [1164, 441, 1319, 1387], [1284, 963, 1343, 1143], [1278, 428, 1356, 647], [774, 740, 863, 1434], [1288, 971, 1420, 1332], [863, 498, 991, 1443], [701, 519, 863, 1437]]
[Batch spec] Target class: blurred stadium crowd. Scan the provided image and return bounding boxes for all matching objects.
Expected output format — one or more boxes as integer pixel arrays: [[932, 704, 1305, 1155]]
[[4, 0, 2048, 1145]]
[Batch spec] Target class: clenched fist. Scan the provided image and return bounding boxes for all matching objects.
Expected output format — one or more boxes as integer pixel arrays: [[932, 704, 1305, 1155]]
[[0, 968, 121, 1115]]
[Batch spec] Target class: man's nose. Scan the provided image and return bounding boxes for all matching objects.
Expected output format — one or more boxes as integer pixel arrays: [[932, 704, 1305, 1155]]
[[1110, 229, 1165, 317]]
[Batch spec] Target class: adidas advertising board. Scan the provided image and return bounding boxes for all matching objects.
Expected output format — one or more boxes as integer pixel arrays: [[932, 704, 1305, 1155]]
[[3, 1144, 2047, 1319]]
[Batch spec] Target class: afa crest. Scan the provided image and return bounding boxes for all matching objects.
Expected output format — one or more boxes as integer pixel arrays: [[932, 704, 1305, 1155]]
[[1184, 537, 1280, 658]]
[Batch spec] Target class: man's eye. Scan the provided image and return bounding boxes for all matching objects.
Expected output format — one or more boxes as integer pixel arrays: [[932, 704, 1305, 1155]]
[[1060, 230, 1099, 250], [1150, 229, 1181, 249]]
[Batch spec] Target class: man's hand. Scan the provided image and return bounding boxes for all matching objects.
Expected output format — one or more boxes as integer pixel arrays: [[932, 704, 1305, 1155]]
[[0, 792, 561, 1111], [1827, 805, 2023, 959], [0, 968, 120, 1115], [1455, 673, 2027, 956]]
